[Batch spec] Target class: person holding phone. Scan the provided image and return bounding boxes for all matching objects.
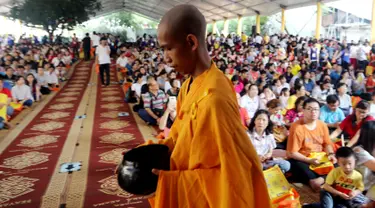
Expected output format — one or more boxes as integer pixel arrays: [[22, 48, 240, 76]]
[[95, 37, 111, 87]]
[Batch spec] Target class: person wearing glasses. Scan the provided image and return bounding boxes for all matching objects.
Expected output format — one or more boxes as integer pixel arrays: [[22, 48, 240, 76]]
[[287, 98, 337, 192], [330, 100, 374, 147]]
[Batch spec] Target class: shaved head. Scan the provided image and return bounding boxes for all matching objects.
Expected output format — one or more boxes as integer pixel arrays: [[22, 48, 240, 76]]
[[158, 4, 211, 76], [160, 4, 206, 43]]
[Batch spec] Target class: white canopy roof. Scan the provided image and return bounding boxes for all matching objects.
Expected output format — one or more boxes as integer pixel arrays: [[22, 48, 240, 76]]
[[1, 0, 338, 22]]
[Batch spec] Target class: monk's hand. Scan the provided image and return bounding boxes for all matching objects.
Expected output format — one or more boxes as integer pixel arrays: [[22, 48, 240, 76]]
[[152, 169, 161, 175]]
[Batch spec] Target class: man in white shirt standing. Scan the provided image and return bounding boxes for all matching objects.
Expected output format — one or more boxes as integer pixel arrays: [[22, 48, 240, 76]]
[[96, 37, 111, 87], [255, 33, 263, 47], [357, 41, 369, 70]]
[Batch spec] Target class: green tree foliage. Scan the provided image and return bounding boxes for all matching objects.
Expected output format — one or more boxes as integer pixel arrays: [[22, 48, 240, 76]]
[[207, 16, 269, 36], [9, 0, 102, 39]]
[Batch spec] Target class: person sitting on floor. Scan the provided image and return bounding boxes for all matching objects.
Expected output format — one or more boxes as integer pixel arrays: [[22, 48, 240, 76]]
[[1, 66, 17, 87], [248, 109, 291, 173], [0, 78, 14, 118], [46, 65, 59, 89], [36, 68, 51, 95], [0, 92, 12, 130], [138, 80, 167, 125], [267, 99, 289, 149], [25, 73, 41, 102], [284, 96, 307, 127], [337, 83, 352, 117], [116, 51, 129, 83], [330, 100, 374, 147], [319, 94, 345, 131], [287, 97, 337, 192], [320, 147, 366, 208], [11, 76, 33, 107]]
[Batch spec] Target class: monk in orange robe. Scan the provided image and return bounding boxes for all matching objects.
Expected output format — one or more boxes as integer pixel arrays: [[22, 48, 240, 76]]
[[146, 4, 270, 208]]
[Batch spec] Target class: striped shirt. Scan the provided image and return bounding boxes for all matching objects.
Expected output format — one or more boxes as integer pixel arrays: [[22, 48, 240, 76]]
[[142, 90, 167, 110]]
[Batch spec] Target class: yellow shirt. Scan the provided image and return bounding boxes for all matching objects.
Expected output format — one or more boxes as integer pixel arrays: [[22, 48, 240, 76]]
[[291, 65, 301, 76], [241, 34, 247, 43], [326, 167, 364, 195], [149, 62, 271, 208], [286, 95, 297, 110]]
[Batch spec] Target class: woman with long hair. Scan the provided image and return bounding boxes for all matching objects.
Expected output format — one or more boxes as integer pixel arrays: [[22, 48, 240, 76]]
[[25, 73, 41, 102], [330, 100, 375, 147]]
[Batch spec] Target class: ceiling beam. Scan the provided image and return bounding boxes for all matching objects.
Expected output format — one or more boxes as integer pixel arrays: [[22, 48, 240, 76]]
[[124, 3, 164, 17], [200, 0, 243, 16], [124, 4, 163, 18], [123, 7, 161, 21]]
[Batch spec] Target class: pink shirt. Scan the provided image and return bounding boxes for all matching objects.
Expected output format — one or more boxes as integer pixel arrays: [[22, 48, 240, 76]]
[[234, 82, 244, 94]]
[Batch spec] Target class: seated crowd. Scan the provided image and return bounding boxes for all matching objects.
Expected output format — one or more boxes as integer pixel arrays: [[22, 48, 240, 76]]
[[120, 33, 375, 207], [0, 34, 76, 129]]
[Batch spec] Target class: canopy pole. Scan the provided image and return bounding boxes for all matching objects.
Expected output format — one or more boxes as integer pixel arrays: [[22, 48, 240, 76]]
[[315, 1, 322, 39], [371, 0, 375, 45], [281, 8, 286, 33], [212, 20, 217, 34], [256, 14, 261, 34], [223, 18, 229, 36], [237, 16, 243, 36]]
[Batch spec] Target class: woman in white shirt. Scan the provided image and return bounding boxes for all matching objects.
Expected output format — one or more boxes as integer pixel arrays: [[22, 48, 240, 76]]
[[240, 84, 260, 118], [11, 76, 33, 107]]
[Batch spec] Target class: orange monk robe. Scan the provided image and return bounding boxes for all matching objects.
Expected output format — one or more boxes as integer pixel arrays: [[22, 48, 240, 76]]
[[150, 62, 271, 208]]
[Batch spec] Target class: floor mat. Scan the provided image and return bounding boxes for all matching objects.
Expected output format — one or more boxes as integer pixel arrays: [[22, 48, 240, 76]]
[[0, 61, 93, 208], [68, 63, 151, 208]]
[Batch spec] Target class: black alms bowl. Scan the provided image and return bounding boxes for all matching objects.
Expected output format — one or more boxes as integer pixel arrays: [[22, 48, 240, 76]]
[[117, 144, 170, 195]]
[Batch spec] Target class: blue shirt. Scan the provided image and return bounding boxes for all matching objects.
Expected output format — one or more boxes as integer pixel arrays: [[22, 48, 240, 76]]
[[319, 105, 345, 124], [330, 71, 340, 83], [304, 80, 315, 92]]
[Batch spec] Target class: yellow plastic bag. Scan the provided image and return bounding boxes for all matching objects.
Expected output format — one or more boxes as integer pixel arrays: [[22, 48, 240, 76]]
[[10, 102, 23, 112], [79, 51, 84, 59], [263, 166, 301, 208], [308, 152, 334, 175]]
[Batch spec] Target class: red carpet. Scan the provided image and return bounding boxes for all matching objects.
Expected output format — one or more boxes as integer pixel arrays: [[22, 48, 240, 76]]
[[0, 61, 93, 208], [82, 64, 151, 208]]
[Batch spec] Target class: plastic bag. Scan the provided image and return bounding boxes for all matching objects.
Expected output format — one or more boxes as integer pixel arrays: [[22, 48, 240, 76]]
[[308, 152, 334, 175], [263, 166, 301, 208]]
